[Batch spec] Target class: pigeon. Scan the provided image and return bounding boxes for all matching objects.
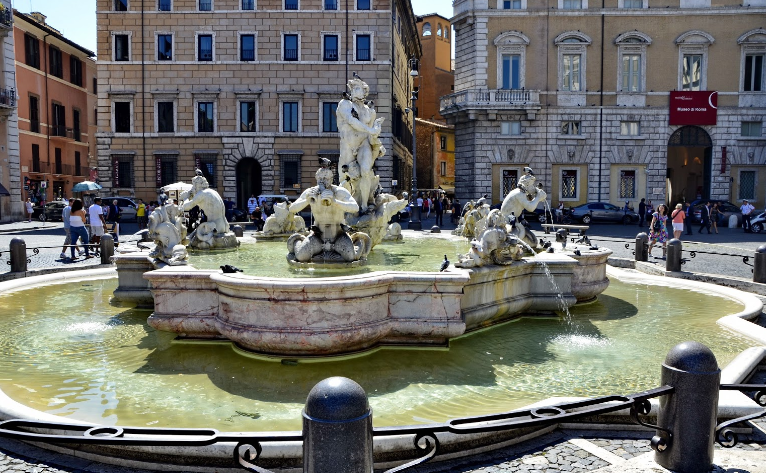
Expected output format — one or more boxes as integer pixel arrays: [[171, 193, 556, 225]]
[[440, 255, 450, 272], [573, 249, 582, 256], [319, 157, 332, 168], [310, 225, 323, 238], [524, 166, 535, 176], [220, 264, 243, 274], [542, 240, 552, 249]]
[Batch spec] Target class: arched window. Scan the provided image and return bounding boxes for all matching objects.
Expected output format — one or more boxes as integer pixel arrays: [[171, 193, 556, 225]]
[[614, 31, 652, 94], [422, 22, 431, 36], [437, 24, 442, 37], [444, 26, 449, 40], [554, 31, 593, 93]]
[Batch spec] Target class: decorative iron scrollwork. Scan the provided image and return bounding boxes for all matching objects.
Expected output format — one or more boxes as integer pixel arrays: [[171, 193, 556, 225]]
[[629, 399, 672, 453], [237, 442, 277, 473], [716, 384, 766, 448], [383, 432, 439, 473]]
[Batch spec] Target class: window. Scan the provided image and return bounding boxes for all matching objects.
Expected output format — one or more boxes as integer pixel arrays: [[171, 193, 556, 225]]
[[198, 34, 213, 61], [93, 78, 98, 94], [24, 34, 40, 69], [157, 101, 174, 133], [739, 171, 756, 200], [158, 34, 173, 61], [160, 158, 177, 187], [75, 152, 81, 176], [114, 102, 131, 133], [240, 34, 255, 61], [70, 57, 83, 87], [115, 0, 128, 11], [619, 170, 636, 199], [561, 121, 580, 135], [501, 121, 521, 135], [114, 34, 130, 61], [55, 148, 62, 175], [29, 96, 40, 133], [196, 154, 217, 188], [356, 35, 371, 61], [622, 0, 642, 6], [115, 156, 134, 188], [199, 0, 212, 11], [322, 102, 338, 132], [423, 23, 431, 36], [283, 102, 299, 132], [502, 170, 518, 195], [357, 0, 370, 9], [285, 0, 298, 9], [280, 154, 301, 189], [32, 144, 40, 172], [620, 121, 640, 136], [437, 25, 442, 37], [562, 0, 582, 9], [682, 54, 702, 91], [622, 55, 640, 92], [159, 0, 171, 10], [52, 103, 66, 137], [73, 109, 81, 141], [562, 54, 581, 91], [744, 54, 764, 92], [440, 161, 447, 176], [562, 170, 577, 199], [242, 0, 254, 9], [324, 35, 339, 61], [197, 102, 214, 132], [501, 54, 521, 89], [444, 26, 449, 39], [240, 101, 256, 132], [503, 0, 522, 8], [325, 0, 337, 9], [741, 121, 762, 137], [440, 136, 447, 150], [284, 34, 298, 61], [49, 47, 63, 78]]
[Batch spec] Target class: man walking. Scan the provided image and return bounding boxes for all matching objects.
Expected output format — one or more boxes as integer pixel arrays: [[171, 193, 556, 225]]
[[684, 202, 693, 235], [88, 197, 107, 249], [698, 201, 712, 234], [638, 198, 646, 227], [741, 199, 755, 232], [434, 195, 444, 227]]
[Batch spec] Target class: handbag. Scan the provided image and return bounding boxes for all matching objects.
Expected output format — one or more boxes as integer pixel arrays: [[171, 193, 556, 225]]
[[652, 218, 661, 232]]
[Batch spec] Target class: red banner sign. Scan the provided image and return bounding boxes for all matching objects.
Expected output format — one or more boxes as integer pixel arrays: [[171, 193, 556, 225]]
[[669, 91, 717, 126]]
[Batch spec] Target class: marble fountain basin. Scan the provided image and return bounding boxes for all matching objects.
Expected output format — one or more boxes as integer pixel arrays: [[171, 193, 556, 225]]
[[114, 236, 613, 357]]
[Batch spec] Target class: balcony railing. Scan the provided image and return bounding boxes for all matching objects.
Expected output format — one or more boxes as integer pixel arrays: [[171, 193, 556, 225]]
[[284, 48, 298, 61], [440, 88, 541, 113], [285, 0, 298, 9], [159, 0, 171, 11], [356, 49, 370, 61], [198, 49, 213, 61], [324, 48, 338, 61], [0, 87, 16, 109], [325, 0, 338, 9], [0, 8, 12, 30], [199, 0, 212, 11], [51, 126, 74, 140], [242, 0, 254, 9], [241, 49, 255, 61]]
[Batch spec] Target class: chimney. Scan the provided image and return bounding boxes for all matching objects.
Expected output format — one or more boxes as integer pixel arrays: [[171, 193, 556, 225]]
[[30, 11, 47, 24]]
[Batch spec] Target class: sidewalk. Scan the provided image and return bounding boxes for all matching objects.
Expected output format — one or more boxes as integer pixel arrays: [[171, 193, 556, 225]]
[[0, 219, 62, 234]]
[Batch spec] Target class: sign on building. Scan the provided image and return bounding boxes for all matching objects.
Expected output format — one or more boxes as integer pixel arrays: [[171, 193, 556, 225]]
[[668, 91, 717, 126]]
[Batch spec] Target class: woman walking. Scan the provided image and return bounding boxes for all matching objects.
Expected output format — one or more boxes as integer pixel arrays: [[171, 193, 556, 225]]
[[710, 203, 721, 234], [670, 203, 686, 240], [68, 199, 92, 260], [648, 204, 669, 259]]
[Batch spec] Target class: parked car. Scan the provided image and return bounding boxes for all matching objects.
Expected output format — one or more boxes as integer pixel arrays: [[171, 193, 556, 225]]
[[689, 200, 741, 225], [230, 208, 250, 223], [100, 197, 138, 222], [749, 211, 766, 233], [569, 202, 639, 224], [42, 201, 67, 221]]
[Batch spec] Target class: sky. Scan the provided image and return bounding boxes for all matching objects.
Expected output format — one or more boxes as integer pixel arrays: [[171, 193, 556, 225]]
[[12, 0, 453, 58]]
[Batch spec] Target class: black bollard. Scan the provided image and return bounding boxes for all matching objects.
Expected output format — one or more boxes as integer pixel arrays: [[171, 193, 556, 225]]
[[100, 235, 115, 265], [303, 377, 373, 473], [635, 232, 648, 262], [232, 225, 244, 238], [655, 341, 720, 473], [9, 238, 27, 273], [666, 239, 682, 272], [430, 225, 441, 233], [754, 244, 766, 284]]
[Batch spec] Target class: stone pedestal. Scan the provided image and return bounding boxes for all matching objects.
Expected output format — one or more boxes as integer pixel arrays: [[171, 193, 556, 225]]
[[112, 253, 157, 307]]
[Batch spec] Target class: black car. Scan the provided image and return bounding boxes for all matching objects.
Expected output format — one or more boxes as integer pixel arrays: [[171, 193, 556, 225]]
[[689, 200, 742, 225], [43, 201, 67, 221], [569, 202, 640, 224]]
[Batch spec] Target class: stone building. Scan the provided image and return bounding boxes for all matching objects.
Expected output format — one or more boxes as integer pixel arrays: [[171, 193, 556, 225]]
[[13, 11, 97, 205], [415, 118, 455, 194], [96, 0, 421, 209], [442, 0, 766, 212], [0, 0, 20, 222]]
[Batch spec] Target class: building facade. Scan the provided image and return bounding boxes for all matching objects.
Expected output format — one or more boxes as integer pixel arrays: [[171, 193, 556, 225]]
[[0, 0, 21, 222], [13, 11, 97, 205], [96, 0, 421, 209], [443, 0, 766, 211], [415, 117, 455, 193]]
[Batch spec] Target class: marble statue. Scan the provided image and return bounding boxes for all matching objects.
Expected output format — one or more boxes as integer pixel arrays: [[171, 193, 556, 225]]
[[455, 209, 526, 268], [287, 165, 372, 264], [181, 171, 239, 250], [147, 195, 188, 266], [337, 76, 385, 214], [499, 167, 547, 248], [453, 200, 490, 239], [346, 187, 407, 247], [261, 201, 306, 236]]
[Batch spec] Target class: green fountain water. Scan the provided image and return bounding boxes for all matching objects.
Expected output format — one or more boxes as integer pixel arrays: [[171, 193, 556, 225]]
[[0, 274, 750, 432]]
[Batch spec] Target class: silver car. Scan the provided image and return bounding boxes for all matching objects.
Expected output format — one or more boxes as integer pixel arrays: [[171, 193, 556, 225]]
[[569, 202, 640, 225], [750, 211, 766, 233]]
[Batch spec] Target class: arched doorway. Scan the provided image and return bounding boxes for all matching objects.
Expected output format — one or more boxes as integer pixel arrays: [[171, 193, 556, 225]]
[[236, 158, 262, 209], [666, 126, 712, 204]]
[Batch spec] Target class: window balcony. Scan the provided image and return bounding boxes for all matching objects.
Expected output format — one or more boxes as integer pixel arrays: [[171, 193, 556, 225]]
[[356, 49, 370, 61], [323, 48, 338, 61], [242, 0, 254, 8], [198, 49, 213, 61], [440, 88, 541, 117], [285, 0, 298, 9], [325, 0, 337, 9], [51, 126, 74, 140], [199, 0, 212, 11], [284, 48, 298, 61], [241, 49, 255, 61], [0, 87, 16, 112], [0, 8, 13, 32], [159, 0, 171, 11]]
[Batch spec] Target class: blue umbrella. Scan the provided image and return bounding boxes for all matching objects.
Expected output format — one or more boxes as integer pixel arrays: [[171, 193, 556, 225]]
[[71, 181, 103, 193]]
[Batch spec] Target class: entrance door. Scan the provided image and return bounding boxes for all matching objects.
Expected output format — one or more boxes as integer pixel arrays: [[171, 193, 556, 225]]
[[236, 158, 262, 209], [666, 126, 712, 204]]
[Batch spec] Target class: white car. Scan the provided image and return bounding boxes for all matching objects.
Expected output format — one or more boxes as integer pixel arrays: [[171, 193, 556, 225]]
[[750, 211, 766, 233], [100, 197, 138, 222]]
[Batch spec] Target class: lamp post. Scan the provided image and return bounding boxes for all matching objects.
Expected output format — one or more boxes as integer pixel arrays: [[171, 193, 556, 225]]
[[407, 58, 421, 230]]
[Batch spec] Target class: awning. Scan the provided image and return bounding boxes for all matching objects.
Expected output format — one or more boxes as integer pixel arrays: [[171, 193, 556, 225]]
[[0, 182, 10, 196], [438, 185, 455, 195]]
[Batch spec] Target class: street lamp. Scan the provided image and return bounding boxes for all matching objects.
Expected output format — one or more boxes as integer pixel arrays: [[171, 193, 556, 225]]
[[408, 58, 421, 230]]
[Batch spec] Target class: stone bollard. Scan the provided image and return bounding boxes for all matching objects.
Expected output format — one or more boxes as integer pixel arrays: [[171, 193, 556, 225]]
[[666, 239, 682, 272], [755, 244, 766, 284], [635, 233, 648, 262], [303, 377, 373, 473], [655, 341, 720, 473], [9, 238, 27, 273], [232, 225, 244, 237], [430, 225, 441, 233], [100, 235, 115, 265]]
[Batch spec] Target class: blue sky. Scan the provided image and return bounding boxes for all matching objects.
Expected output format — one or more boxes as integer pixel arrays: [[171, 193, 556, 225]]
[[13, 0, 453, 58]]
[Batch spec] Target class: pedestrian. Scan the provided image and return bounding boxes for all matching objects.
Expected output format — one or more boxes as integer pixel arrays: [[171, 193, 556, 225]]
[[684, 202, 693, 235], [623, 201, 630, 225], [252, 206, 264, 231], [648, 204, 669, 259], [698, 201, 712, 234], [224, 197, 235, 222], [670, 203, 686, 240], [136, 199, 147, 230], [424, 196, 431, 219], [68, 198, 91, 260], [59, 198, 84, 259], [741, 199, 755, 232], [638, 198, 646, 227], [25, 198, 33, 222], [434, 196, 444, 226], [247, 194, 258, 221], [106, 199, 121, 240], [710, 203, 721, 234], [88, 197, 107, 248], [451, 199, 460, 224]]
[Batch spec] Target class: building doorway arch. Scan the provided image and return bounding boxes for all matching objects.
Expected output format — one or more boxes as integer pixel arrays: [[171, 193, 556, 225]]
[[666, 126, 713, 204], [236, 158, 262, 210]]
